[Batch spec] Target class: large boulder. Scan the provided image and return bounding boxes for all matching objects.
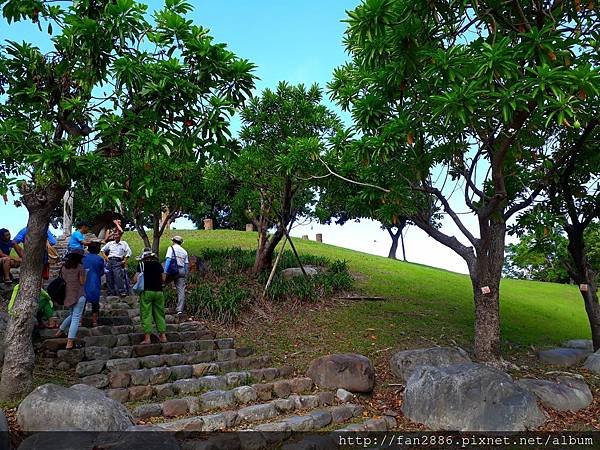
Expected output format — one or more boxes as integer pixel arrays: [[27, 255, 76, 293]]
[[306, 353, 375, 393], [17, 383, 133, 431], [281, 266, 320, 278], [562, 339, 593, 351], [517, 376, 592, 412], [538, 348, 590, 367], [584, 350, 600, 374], [402, 363, 546, 431], [389, 346, 471, 382]]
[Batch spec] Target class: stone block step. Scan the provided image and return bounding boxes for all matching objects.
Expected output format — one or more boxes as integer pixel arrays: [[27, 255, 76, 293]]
[[92, 356, 274, 394], [152, 399, 363, 433], [38, 321, 210, 340], [108, 364, 288, 404], [81, 332, 221, 351], [74, 339, 243, 371], [129, 376, 316, 420]]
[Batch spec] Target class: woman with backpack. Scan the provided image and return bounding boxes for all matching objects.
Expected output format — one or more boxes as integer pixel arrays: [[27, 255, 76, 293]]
[[134, 248, 167, 344], [54, 248, 87, 349]]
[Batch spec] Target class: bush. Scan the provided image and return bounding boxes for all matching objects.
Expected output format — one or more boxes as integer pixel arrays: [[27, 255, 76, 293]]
[[163, 247, 353, 322]]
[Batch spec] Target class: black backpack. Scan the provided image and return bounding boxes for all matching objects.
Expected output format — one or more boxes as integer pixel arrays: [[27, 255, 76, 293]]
[[47, 268, 66, 305]]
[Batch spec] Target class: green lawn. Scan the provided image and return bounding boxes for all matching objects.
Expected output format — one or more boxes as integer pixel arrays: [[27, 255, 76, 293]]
[[126, 229, 589, 363]]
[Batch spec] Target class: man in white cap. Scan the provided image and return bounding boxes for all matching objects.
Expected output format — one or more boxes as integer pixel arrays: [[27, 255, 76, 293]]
[[165, 235, 189, 315]]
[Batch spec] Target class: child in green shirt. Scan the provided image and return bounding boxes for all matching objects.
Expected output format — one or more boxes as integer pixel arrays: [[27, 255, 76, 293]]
[[9, 283, 56, 328]]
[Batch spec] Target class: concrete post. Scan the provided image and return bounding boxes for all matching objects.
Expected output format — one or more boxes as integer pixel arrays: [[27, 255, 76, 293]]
[[245, 223, 254, 232], [302, 235, 309, 240], [203, 218, 214, 230], [62, 190, 73, 237], [316, 233, 323, 243]]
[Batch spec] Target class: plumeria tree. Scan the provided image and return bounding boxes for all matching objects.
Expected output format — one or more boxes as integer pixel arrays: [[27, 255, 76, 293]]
[[330, 0, 599, 361], [0, 0, 254, 400], [234, 82, 342, 274]]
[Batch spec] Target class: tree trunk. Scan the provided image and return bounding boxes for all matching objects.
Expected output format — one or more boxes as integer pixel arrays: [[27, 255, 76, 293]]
[[400, 230, 407, 262], [0, 183, 66, 401], [386, 226, 400, 259], [565, 224, 600, 351], [135, 223, 151, 250], [253, 228, 284, 274], [471, 219, 506, 362]]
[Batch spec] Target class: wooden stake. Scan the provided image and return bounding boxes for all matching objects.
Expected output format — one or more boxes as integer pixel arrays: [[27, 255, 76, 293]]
[[263, 234, 288, 298]]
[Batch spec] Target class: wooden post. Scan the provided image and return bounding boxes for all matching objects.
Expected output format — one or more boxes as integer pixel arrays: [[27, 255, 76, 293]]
[[316, 233, 323, 242], [203, 218, 214, 230], [263, 235, 288, 298]]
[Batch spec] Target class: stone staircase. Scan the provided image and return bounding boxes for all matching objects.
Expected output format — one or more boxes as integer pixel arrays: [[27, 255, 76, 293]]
[[35, 293, 395, 446]]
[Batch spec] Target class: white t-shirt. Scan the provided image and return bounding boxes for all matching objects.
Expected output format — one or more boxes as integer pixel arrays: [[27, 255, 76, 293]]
[[166, 243, 189, 267]]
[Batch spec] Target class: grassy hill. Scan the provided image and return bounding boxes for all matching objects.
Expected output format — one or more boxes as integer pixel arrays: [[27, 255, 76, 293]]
[[125, 229, 589, 367]]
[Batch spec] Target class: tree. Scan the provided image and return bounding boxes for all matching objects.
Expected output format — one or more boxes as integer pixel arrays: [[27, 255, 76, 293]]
[[235, 82, 342, 274], [0, 0, 151, 400], [315, 155, 412, 261], [330, 0, 599, 361], [503, 228, 570, 283], [185, 161, 248, 230], [0, 0, 254, 400]]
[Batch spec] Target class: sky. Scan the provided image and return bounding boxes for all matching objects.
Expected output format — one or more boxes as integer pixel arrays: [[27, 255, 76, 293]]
[[0, 0, 488, 275]]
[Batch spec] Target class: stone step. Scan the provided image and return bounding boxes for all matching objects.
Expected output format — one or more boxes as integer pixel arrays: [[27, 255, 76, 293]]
[[73, 339, 244, 371], [274, 416, 397, 450], [54, 301, 133, 312], [105, 363, 284, 403], [129, 376, 317, 420], [38, 321, 210, 340], [151, 399, 363, 433], [86, 355, 274, 394], [81, 332, 221, 351]]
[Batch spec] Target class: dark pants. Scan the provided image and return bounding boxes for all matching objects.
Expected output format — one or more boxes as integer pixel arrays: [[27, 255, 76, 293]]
[[106, 259, 128, 295]]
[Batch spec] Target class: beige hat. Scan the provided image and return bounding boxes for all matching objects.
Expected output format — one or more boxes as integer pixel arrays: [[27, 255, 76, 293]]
[[172, 236, 184, 244]]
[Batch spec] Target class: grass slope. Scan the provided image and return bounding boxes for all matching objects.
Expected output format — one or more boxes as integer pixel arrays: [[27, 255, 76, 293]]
[[128, 229, 589, 359]]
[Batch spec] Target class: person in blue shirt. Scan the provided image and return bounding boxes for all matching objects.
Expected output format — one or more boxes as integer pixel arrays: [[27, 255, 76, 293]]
[[83, 241, 105, 327], [68, 221, 92, 251], [14, 227, 59, 280], [0, 228, 23, 284]]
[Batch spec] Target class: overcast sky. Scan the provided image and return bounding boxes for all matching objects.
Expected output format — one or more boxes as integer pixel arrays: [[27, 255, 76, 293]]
[[0, 0, 511, 275]]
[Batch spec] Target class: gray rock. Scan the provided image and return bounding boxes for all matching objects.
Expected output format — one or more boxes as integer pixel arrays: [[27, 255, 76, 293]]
[[170, 364, 193, 380], [538, 348, 590, 367], [233, 385, 258, 404], [284, 415, 315, 431], [187, 350, 216, 364], [141, 354, 166, 368], [17, 383, 133, 431], [129, 369, 151, 386], [330, 405, 353, 423], [225, 371, 251, 387], [149, 367, 172, 385], [80, 374, 109, 389], [164, 353, 187, 366], [84, 335, 117, 348], [200, 413, 227, 432], [293, 394, 320, 410], [133, 403, 163, 419], [216, 338, 235, 349], [199, 375, 227, 390], [336, 388, 354, 402], [237, 403, 278, 422], [111, 346, 133, 359], [584, 351, 600, 374], [307, 353, 375, 393], [389, 346, 471, 381], [106, 358, 140, 372], [402, 363, 546, 431], [76, 360, 106, 377], [199, 390, 236, 409], [183, 395, 201, 414], [172, 378, 204, 394], [363, 417, 392, 431], [85, 346, 111, 361], [309, 410, 332, 429], [517, 377, 593, 411], [0, 409, 9, 450], [562, 339, 593, 351], [281, 266, 320, 278], [273, 397, 297, 413], [153, 383, 175, 400], [255, 421, 291, 432]]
